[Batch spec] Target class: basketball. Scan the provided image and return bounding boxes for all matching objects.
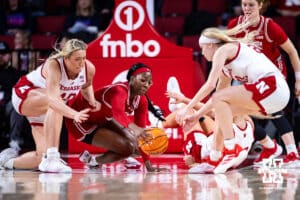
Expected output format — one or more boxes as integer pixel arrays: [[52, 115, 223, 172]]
[[138, 127, 169, 155]]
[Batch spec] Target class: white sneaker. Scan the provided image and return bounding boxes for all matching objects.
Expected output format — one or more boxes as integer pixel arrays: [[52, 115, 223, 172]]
[[214, 145, 248, 174], [188, 162, 216, 173], [123, 157, 142, 169], [167, 76, 184, 112], [79, 150, 99, 168], [0, 148, 19, 169], [38, 148, 72, 173]]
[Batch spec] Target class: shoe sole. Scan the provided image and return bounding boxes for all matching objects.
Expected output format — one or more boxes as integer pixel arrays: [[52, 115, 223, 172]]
[[214, 150, 247, 174]]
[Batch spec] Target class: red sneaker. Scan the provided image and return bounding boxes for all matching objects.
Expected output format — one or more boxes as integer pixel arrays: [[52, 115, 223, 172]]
[[254, 140, 282, 166], [283, 152, 300, 168]]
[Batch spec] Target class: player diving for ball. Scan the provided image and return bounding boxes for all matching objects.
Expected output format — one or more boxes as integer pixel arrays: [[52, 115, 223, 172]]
[[164, 77, 254, 173], [65, 63, 167, 172]]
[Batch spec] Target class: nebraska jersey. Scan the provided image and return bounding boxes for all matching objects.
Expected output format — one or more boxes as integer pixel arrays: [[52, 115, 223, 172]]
[[228, 16, 288, 76], [232, 120, 254, 152], [26, 58, 87, 102], [223, 43, 284, 83], [183, 120, 254, 164]]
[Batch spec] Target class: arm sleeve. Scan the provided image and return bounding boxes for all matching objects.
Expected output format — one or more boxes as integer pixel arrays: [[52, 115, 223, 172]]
[[227, 17, 238, 29], [133, 96, 149, 128], [108, 86, 132, 127]]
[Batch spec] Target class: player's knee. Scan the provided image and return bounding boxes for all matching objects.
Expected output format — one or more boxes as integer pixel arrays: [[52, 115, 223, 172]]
[[119, 140, 135, 157]]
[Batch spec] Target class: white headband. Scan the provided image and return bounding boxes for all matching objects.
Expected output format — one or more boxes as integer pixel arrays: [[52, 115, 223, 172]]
[[199, 35, 220, 44]]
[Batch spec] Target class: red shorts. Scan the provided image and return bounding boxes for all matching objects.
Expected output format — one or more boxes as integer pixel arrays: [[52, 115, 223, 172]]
[[65, 118, 98, 141], [182, 131, 207, 163]]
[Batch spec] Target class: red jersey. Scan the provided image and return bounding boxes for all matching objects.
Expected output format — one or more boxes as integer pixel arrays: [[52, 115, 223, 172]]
[[66, 82, 149, 140], [228, 15, 288, 77]]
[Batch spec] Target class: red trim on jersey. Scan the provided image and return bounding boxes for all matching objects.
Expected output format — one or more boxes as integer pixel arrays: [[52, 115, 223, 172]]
[[244, 76, 277, 115], [13, 76, 39, 115], [84, 62, 88, 85]]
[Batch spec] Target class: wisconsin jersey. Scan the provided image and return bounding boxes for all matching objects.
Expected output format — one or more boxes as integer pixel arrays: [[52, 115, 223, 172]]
[[228, 16, 288, 77], [65, 82, 149, 141]]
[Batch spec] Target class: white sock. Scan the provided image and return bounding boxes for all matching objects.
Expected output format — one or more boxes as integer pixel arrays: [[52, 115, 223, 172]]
[[47, 147, 58, 153], [224, 138, 236, 150], [210, 150, 222, 161], [286, 144, 298, 155], [262, 139, 275, 149], [3, 158, 14, 169]]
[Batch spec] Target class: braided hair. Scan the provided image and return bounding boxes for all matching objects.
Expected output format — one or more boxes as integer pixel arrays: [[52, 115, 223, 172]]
[[127, 63, 165, 121]]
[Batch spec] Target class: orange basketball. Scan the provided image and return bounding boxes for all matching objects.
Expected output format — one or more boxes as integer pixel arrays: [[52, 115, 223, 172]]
[[138, 127, 169, 155]]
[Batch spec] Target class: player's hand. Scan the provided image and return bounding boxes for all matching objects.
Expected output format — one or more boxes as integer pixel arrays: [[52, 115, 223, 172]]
[[89, 100, 101, 112], [145, 160, 170, 172], [182, 113, 199, 133], [74, 108, 90, 123], [175, 107, 189, 125], [138, 129, 153, 144], [183, 155, 195, 167], [165, 91, 185, 104]]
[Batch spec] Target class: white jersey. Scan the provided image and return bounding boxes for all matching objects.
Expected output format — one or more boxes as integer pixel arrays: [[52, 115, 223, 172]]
[[222, 43, 284, 83], [232, 120, 254, 152], [183, 120, 255, 161], [26, 57, 87, 102]]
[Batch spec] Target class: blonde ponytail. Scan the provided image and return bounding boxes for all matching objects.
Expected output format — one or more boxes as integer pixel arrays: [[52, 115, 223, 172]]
[[49, 39, 87, 59]]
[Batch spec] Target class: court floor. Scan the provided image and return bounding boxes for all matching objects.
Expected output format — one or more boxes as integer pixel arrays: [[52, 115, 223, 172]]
[[0, 153, 299, 200]]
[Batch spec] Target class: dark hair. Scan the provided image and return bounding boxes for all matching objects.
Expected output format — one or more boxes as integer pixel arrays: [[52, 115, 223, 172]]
[[126, 62, 151, 81], [126, 62, 165, 121]]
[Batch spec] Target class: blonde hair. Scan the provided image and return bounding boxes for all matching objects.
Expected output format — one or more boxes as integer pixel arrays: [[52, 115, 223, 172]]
[[50, 39, 87, 59], [201, 19, 257, 45]]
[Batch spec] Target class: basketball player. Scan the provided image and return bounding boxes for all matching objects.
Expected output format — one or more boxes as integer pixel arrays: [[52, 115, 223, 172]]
[[227, 0, 300, 167], [175, 25, 290, 173], [65, 63, 167, 172], [164, 91, 254, 173], [0, 39, 100, 173]]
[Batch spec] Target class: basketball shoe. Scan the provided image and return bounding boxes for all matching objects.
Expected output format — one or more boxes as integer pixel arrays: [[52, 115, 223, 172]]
[[123, 157, 142, 169], [38, 147, 72, 173], [282, 152, 300, 168], [166, 76, 184, 112], [253, 140, 282, 166], [79, 150, 100, 168], [0, 148, 19, 169], [214, 144, 248, 174], [188, 162, 216, 173]]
